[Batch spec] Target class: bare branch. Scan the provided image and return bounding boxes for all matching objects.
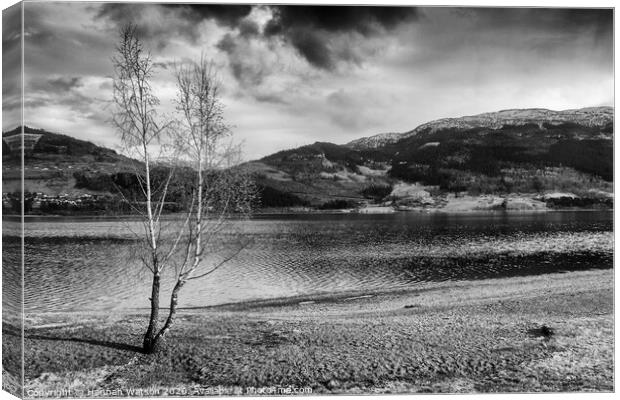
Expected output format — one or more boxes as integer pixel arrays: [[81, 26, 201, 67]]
[[187, 242, 249, 281]]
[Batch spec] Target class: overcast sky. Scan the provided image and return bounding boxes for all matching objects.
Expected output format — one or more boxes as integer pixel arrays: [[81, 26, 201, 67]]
[[2, 2, 614, 160]]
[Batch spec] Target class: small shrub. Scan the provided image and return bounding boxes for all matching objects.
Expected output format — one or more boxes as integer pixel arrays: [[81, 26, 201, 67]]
[[527, 325, 555, 340]]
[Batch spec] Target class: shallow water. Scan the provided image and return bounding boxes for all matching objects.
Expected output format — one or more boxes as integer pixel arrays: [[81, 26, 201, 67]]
[[2, 211, 613, 313]]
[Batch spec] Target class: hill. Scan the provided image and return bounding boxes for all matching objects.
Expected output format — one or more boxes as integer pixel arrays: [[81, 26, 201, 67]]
[[2, 106, 614, 214], [347, 106, 613, 149], [3, 126, 121, 161], [249, 106, 613, 210], [2, 126, 136, 197]]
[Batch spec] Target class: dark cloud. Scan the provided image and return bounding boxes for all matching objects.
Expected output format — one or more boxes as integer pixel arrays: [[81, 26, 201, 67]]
[[463, 8, 612, 46], [3, 79, 20, 102], [541, 8, 612, 47], [3, 4, 23, 125], [217, 33, 236, 54], [24, 75, 96, 114], [95, 4, 134, 24], [476, 7, 611, 29], [23, 5, 112, 78], [95, 3, 176, 48], [96, 3, 252, 47], [29, 76, 83, 93], [253, 93, 289, 105], [561, 8, 612, 30], [98, 80, 113, 91], [162, 4, 252, 27], [19, 91, 94, 114], [264, 5, 421, 69], [287, 30, 333, 69], [265, 5, 421, 36], [2, 3, 21, 48], [396, 7, 613, 76], [238, 19, 260, 38], [216, 33, 271, 87], [23, 98, 48, 110], [325, 89, 389, 131], [153, 61, 178, 71]]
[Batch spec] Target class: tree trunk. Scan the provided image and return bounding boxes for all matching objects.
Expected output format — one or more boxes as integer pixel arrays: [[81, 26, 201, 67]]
[[157, 279, 186, 342], [143, 273, 161, 353]]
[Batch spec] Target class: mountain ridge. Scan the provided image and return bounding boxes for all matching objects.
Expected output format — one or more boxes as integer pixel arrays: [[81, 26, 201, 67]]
[[346, 106, 613, 149], [249, 105, 612, 209]]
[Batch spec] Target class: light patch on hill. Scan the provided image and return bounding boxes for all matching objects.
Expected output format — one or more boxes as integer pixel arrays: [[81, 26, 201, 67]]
[[321, 157, 334, 169], [389, 182, 433, 201], [356, 165, 387, 177], [442, 194, 547, 212], [357, 205, 395, 214], [319, 169, 367, 183], [585, 189, 614, 198], [418, 142, 440, 149], [542, 192, 578, 200]]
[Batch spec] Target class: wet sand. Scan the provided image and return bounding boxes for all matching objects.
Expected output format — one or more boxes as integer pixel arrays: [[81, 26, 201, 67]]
[[3, 268, 613, 396]]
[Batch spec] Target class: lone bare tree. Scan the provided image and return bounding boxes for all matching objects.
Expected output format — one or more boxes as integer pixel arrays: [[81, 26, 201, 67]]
[[112, 26, 255, 354], [112, 24, 179, 353], [154, 56, 256, 343]]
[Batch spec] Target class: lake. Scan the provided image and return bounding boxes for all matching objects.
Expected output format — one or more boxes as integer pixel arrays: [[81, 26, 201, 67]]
[[2, 211, 613, 314]]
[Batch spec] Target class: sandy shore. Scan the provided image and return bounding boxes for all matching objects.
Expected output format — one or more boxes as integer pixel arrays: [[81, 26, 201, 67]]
[[3, 268, 613, 396]]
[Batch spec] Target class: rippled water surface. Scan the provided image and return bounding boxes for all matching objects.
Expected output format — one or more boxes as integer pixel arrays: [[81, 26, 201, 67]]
[[2, 211, 613, 313]]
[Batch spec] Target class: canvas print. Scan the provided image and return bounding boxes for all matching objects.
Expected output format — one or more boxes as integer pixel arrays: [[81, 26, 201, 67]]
[[1, 1, 614, 397]]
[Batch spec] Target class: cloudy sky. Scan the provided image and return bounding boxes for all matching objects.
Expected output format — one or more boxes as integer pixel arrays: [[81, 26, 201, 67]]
[[2, 2, 614, 160]]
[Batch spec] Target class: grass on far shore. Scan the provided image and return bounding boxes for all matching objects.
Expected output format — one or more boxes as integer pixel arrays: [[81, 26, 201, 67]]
[[2, 268, 614, 396]]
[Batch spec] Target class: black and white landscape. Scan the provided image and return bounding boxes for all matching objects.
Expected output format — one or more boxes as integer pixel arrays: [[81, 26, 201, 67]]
[[2, 2, 614, 397]]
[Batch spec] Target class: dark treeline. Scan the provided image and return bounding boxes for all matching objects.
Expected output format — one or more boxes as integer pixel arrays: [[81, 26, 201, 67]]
[[5, 176, 310, 216], [72, 166, 257, 214], [360, 184, 393, 201], [317, 199, 360, 210], [73, 166, 195, 206], [388, 123, 613, 191], [257, 185, 309, 208]]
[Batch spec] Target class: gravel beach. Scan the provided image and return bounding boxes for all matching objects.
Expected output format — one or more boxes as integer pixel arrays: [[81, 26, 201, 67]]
[[3, 268, 613, 396]]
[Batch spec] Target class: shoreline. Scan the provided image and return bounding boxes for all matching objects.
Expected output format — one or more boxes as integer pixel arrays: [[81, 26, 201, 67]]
[[5, 268, 613, 395], [19, 267, 612, 318], [2, 206, 614, 220]]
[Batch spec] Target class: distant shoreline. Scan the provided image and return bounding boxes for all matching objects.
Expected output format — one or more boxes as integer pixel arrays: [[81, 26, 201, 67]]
[[2, 205, 614, 221]]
